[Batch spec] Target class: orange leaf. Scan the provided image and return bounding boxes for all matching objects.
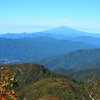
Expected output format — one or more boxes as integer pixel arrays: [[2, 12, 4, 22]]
[[2, 97, 6, 100]]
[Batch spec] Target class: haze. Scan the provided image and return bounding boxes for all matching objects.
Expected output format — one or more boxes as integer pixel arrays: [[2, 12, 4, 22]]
[[0, 0, 100, 34]]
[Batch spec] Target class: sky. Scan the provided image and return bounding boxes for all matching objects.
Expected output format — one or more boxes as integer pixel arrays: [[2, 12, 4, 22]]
[[0, 0, 100, 34]]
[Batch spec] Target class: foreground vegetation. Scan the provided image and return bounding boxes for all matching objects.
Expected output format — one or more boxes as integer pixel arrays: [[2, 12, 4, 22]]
[[0, 67, 18, 100], [0, 63, 100, 100], [0, 63, 71, 91], [18, 78, 90, 100]]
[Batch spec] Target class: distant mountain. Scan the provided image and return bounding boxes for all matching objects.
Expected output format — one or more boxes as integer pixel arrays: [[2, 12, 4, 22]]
[[72, 62, 100, 70], [0, 26, 100, 39], [32, 49, 100, 70], [43, 26, 89, 36], [52, 67, 76, 74], [0, 37, 96, 64], [44, 26, 100, 46], [64, 36, 100, 46], [52, 67, 100, 82], [0, 32, 56, 39], [43, 26, 100, 38], [1, 26, 100, 47], [66, 69, 100, 82]]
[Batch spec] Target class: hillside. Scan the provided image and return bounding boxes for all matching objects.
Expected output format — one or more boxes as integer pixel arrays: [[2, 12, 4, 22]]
[[33, 49, 100, 70], [66, 69, 100, 82], [18, 78, 90, 100], [53, 67, 76, 74], [52, 67, 100, 82], [0, 63, 70, 90], [1, 63, 90, 100], [0, 37, 96, 64], [64, 36, 100, 46], [72, 62, 100, 70], [0, 63, 98, 99]]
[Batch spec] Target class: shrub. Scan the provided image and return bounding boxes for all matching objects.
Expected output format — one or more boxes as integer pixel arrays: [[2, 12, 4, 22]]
[[0, 66, 18, 100], [85, 75, 100, 100]]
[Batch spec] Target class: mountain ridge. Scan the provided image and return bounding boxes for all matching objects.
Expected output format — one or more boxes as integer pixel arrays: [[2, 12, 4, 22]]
[[31, 48, 100, 70], [0, 37, 97, 65], [0, 26, 100, 38]]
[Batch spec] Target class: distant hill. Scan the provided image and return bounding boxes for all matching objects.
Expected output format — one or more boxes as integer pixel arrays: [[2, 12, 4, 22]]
[[18, 78, 90, 100], [64, 36, 100, 46], [43, 26, 100, 39], [52, 67, 76, 74], [1, 26, 100, 39], [43, 26, 96, 37], [52, 66, 100, 82], [72, 62, 100, 70], [0, 32, 53, 39], [66, 69, 100, 82], [33, 49, 100, 70], [0, 37, 96, 64]]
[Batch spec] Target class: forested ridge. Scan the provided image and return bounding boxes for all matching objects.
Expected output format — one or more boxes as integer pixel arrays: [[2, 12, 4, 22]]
[[0, 63, 100, 100], [0, 37, 96, 63], [32, 49, 100, 70]]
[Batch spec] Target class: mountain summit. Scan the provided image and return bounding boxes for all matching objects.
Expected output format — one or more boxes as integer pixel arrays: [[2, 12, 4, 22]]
[[0, 26, 100, 38], [43, 26, 92, 36], [43, 26, 100, 37], [43, 26, 81, 35]]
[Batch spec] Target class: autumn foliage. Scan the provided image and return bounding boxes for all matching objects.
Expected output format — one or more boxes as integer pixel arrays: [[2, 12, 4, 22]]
[[0, 66, 18, 100]]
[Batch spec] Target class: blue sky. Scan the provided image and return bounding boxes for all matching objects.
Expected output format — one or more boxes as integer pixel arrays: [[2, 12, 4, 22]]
[[0, 0, 100, 34]]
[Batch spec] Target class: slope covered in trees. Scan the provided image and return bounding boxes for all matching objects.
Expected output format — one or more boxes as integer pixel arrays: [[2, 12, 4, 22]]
[[0, 63, 99, 99], [53, 67, 76, 74], [0, 63, 70, 91], [66, 69, 100, 82], [53, 67, 100, 82], [33, 49, 100, 70], [18, 78, 90, 100], [0, 37, 97, 64]]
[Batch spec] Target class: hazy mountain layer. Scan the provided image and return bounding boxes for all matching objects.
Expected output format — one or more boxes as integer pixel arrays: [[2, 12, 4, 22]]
[[1, 26, 100, 39], [32, 49, 100, 70], [64, 36, 100, 46], [0, 37, 96, 64]]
